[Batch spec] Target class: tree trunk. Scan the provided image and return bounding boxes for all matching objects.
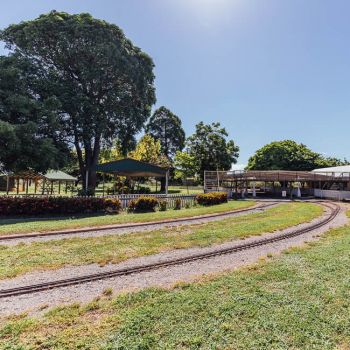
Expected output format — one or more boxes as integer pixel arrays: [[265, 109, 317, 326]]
[[75, 134, 101, 191], [160, 177, 166, 192]]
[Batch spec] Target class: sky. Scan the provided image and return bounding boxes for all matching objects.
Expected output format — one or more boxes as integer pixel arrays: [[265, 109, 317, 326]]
[[1, 0, 349, 167]]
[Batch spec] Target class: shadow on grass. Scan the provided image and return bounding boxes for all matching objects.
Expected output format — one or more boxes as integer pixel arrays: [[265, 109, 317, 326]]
[[0, 213, 111, 226]]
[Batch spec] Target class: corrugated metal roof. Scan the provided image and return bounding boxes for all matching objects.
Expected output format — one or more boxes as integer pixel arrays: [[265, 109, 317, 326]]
[[44, 170, 77, 181], [95, 158, 167, 177]]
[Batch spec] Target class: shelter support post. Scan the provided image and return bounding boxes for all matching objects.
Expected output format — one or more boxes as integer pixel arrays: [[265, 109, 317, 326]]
[[6, 175, 10, 195], [252, 181, 256, 197], [165, 170, 169, 195], [85, 170, 89, 191]]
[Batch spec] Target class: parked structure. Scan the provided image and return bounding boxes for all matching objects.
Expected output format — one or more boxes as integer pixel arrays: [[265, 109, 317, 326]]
[[204, 169, 350, 199], [0, 170, 77, 195], [95, 158, 170, 195]]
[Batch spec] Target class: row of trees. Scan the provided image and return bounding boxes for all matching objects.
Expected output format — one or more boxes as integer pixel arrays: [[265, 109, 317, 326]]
[[0, 11, 238, 189]]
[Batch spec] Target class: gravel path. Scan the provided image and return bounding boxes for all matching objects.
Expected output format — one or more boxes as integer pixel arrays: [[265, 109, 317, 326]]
[[0, 202, 347, 317], [1, 201, 280, 246]]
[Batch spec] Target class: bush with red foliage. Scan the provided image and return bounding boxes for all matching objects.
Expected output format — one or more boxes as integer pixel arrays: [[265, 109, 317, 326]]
[[196, 192, 228, 206], [0, 196, 121, 216], [127, 196, 159, 213]]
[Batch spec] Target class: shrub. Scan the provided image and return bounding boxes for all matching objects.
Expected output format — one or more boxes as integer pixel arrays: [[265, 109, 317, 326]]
[[196, 192, 228, 206], [159, 200, 167, 211], [0, 196, 121, 216], [127, 199, 136, 213], [77, 188, 95, 197], [137, 186, 151, 194], [174, 198, 181, 210], [128, 196, 159, 213]]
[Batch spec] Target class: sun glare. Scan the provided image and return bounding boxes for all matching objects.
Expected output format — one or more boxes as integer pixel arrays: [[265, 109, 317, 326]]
[[181, 0, 238, 26]]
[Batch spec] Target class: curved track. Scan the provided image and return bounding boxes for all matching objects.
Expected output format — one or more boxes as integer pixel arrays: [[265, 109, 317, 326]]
[[0, 201, 340, 299], [0, 201, 278, 242]]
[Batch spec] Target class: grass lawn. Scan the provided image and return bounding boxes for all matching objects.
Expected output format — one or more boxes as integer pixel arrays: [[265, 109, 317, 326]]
[[0, 207, 348, 349], [0, 200, 255, 236], [0, 203, 322, 280]]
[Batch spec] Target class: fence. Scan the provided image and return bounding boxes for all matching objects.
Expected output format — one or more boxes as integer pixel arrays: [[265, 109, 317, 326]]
[[101, 193, 198, 209], [314, 189, 350, 201]]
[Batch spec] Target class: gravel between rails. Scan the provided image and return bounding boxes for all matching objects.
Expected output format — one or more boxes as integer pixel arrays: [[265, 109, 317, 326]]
[[0, 201, 280, 246], [0, 202, 347, 317]]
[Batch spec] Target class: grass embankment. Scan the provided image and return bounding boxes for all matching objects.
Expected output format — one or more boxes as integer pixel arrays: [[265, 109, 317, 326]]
[[0, 200, 254, 236], [0, 206, 348, 350], [0, 203, 321, 280]]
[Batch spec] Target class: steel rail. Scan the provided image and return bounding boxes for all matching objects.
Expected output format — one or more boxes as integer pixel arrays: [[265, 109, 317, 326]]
[[0, 201, 340, 299], [0, 202, 279, 242]]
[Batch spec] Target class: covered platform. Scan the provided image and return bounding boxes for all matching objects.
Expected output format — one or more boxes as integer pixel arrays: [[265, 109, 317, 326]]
[[94, 158, 169, 195], [204, 170, 350, 198], [0, 170, 77, 195]]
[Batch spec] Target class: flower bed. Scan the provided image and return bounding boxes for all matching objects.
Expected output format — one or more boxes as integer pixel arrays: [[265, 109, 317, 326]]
[[196, 192, 228, 206], [0, 196, 121, 216]]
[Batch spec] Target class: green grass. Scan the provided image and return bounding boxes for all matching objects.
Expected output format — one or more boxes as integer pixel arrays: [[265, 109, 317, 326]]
[[0, 203, 322, 280], [0, 206, 348, 350], [0, 200, 254, 236]]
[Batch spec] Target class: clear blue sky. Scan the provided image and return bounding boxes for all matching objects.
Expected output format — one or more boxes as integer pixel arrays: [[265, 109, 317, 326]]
[[1, 0, 349, 166]]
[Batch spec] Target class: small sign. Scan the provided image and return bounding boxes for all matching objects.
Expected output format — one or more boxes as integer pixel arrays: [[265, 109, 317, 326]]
[[282, 191, 287, 198]]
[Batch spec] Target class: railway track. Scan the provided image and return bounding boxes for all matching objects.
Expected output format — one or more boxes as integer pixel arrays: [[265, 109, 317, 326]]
[[0, 201, 340, 299], [0, 201, 279, 242]]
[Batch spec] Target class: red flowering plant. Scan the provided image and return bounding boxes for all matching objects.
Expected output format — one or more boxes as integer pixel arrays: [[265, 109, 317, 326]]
[[0, 196, 121, 216]]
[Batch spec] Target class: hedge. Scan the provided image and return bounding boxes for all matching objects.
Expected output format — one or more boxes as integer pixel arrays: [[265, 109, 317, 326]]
[[196, 192, 228, 206], [128, 196, 159, 213], [0, 196, 121, 216]]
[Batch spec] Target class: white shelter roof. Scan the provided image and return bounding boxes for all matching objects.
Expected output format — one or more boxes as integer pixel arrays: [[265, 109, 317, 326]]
[[312, 165, 350, 177], [312, 165, 350, 173]]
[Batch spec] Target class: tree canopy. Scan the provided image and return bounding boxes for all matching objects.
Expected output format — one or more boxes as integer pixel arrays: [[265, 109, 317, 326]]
[[247, 140, 347, 171], [145, 106, 185, 159], [1, 11, 156, 187], [174, 151, 199, 181], [185, 122, 239, 180], [129, 135, 171, 169], [0, 55, 69, 172]]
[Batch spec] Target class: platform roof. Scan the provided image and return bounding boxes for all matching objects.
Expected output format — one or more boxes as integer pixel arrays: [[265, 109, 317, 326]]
[[0, 170, 77, 181], [205, 170, 350, 182], [44, 170, 77, 181], [312, 165, 350, 174], [95, 158, 167, 177]]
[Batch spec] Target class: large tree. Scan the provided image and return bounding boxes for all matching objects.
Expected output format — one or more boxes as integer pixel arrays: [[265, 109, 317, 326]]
[[1, 11, 156, 188], [145, 106, 185, 159], [0, 55, 69, 172], [186, 122, 239, 181], [247, 140, 346, 171]]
